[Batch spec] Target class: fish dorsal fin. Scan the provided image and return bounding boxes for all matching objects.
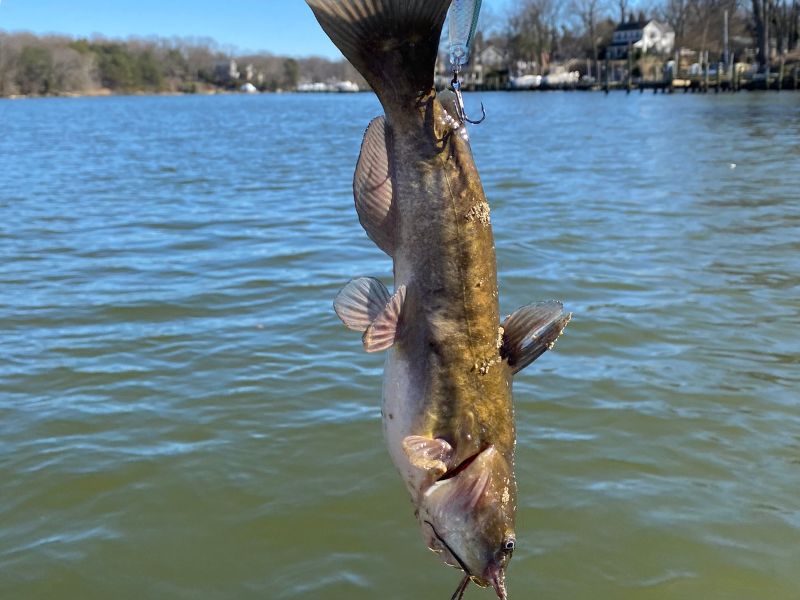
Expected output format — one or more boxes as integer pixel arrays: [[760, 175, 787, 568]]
[[501, 301, 572, 375], [354, 116, 395, 256], [402, 435, 454, 477], [333, 277, 390, 332], [362, 285, 405, 352]]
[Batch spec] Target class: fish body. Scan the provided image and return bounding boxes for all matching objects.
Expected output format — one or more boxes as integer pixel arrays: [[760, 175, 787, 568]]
[[307, 1, 570, 597]]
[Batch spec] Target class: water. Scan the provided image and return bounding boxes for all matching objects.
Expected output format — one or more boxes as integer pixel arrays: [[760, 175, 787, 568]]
[[1, 92, 799, 600]]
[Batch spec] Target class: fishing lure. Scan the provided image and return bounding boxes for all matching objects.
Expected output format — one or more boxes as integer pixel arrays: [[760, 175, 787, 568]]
[[447, 0, 485, 124], [448, 0, 483, 68]]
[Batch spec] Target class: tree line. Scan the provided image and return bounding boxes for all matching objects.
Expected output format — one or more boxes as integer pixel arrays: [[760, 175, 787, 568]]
[[481, 0, 798, 74], [0, 32, 363, 97], [1, 1, 798, 97]]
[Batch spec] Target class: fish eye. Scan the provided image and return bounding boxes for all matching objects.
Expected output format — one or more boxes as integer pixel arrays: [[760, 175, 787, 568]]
[[503, 539, 515, 552]]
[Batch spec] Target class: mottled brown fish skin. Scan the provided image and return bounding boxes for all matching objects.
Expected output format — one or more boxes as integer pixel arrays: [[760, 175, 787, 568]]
[[387, 90, 516, 492]]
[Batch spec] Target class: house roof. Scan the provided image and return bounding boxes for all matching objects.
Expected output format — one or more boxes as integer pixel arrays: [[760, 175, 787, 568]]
[[615, 20, 648, 32], [615, 19, 675, 33], [649, 20, 675, 34], [480, 45, 504, 57]]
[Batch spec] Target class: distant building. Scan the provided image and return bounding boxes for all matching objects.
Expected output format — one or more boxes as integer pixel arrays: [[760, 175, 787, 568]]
[[244, 63, 255, 82], [477, 46, 506, 69], [435, 44, 510, 90], [214, 59, 240, 84], [607, 18, 675, 59]]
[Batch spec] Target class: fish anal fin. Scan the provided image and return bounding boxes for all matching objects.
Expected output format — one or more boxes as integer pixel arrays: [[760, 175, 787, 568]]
[[362, 285, 405, 352], [501, 301, 571, 375], [333, 277, 390, 332], [402, 435, 454, 477], [354, 116, 395, 256]]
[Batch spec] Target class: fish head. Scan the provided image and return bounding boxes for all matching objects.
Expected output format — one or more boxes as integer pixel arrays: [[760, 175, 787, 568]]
[[419, 445, 516, 599]]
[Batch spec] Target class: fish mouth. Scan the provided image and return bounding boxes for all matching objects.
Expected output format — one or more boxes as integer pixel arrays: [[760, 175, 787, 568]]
[[425, 520, 472, 577], [484, 563, 507, 600], [426, 520, 508, 599]]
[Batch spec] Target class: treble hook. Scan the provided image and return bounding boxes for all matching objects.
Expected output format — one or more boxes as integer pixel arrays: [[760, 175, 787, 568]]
[[450, 71, 486, 125]]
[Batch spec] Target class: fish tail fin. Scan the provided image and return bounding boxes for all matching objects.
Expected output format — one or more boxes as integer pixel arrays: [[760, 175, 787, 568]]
[[306, 0, 450, 107]]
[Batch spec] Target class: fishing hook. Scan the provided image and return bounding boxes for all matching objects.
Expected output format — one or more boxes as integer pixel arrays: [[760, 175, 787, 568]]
[[450, 70, 485, 125]]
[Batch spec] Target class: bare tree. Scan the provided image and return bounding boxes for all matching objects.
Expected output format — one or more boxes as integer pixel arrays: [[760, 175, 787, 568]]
[[506, 0, 562, 73], [688, 0, 740, 58], [51, 46, 97, 92], [619, 0, 630, 22], [792, 0, 800, 50], [571, 0, 609, 77], [659, 0, 691, 47], [0, 35, 20, 95], [773, 0, 800, 52], [752, 0, 772, 67]]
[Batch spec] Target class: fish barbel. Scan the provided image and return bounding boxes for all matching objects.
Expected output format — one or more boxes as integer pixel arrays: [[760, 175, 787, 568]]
[[306, 1, 571, 598]]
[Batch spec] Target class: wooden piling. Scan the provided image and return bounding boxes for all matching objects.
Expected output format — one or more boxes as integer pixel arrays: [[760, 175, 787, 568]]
[[778, 58, 784, 92], [669, 51, 677, 93], [716, 62, 722, 93], [794, 66, 799, 91], [627, 43, 633, 94], [604, 56, 609, 94]]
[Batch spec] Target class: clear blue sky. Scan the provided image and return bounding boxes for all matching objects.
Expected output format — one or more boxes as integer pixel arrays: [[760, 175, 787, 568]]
[[0, 0, 514, 59]]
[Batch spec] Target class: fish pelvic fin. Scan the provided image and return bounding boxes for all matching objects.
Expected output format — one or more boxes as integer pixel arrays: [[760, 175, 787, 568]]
[[501, 301, 572, 375], [354, 116, 395, 256], [402, 435, 454, 477], [333, 278, 405, 352], [305, 0, 450, 106], [362, 285, 405, 352]]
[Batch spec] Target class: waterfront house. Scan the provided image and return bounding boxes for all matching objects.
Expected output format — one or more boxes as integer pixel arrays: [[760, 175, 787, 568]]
[[478, 45, 506, 70], [606, 18, 675, 59], [436, 44, 510, 90], [214, 59, 240, 84]]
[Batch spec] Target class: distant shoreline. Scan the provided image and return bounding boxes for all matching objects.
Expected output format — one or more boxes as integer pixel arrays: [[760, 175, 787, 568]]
[[3, 85, 797, 100], [0, 88, 367, 100]]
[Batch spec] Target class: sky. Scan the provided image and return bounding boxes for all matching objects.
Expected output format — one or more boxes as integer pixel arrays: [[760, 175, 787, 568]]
[[0, 0, 514, 60]]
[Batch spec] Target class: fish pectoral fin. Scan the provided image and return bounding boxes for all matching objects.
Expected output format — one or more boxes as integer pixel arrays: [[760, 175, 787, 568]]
[[333, 277, 391, 332], [354, 116, 395, 256], [362, 285, 405, 352], [402, 435, 454, 477], [501, 301, 572, 375]]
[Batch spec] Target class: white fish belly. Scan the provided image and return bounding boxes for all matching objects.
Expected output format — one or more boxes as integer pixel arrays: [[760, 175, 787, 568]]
[[382, 349, 426, 497]]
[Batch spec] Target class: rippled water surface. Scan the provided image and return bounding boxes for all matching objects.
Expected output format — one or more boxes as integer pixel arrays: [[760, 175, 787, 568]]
[[1, 92, 799, 599]]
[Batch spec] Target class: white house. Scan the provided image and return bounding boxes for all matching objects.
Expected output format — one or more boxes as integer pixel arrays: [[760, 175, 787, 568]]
[[607, 19, 675, 59], [436, 44, 508, 89], [477, 46, 506, 69], [214, 59, 240, 83]]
